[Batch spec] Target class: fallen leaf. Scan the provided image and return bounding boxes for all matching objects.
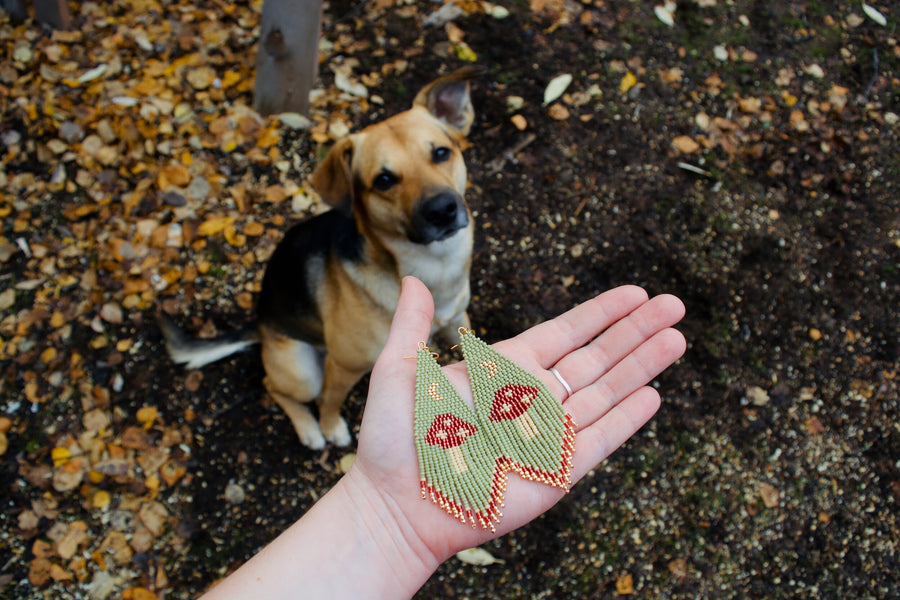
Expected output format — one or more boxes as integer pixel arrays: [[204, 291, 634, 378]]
[[136, 406, 158, 429], [668, 557, 688, 578], [100, 302, 124, 324], [619, 71, 638, 94], [671, 135, 700, 154], [804, 416, 826, 434], [198, 216, 235, 237], [28, 557, 53, 587], [862, 3, 888, 27], [93, 490, 111, 509], [654, 2, 676, 27], [51, 446, 71, 466], [184, 370, 203, 392], [50, 563, 74, 581], [338, 453, 356, 473], [746, 386, 769, 406], [616, 573, 634, 594], [138, 501, 169, 536], [547, 103, 570, 120], [455, 546, 505, 565], [759, 482, 779, 508], [334, 71, 368, 97], [543, 73, 573, 105]]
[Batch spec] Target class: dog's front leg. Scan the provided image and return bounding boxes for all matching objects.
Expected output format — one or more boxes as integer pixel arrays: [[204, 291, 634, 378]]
[[437, 310, 470, 343], [318, 357, 366, 446]]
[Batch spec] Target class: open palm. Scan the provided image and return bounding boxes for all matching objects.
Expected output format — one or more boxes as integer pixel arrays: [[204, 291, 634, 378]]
[[347, 277, 686, 563]]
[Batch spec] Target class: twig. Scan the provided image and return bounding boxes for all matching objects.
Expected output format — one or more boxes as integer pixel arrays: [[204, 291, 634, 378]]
[[486, 133, 537, 174], [861, 47, 880, 103], [677, 162, 711, 177]]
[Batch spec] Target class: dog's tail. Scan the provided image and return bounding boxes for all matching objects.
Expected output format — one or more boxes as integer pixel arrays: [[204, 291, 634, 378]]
[[156, 312, 259, 369]]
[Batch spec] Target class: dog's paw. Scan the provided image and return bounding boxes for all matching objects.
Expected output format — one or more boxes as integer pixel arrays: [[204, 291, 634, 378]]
[[322, 417, 352, 447], [294, 424, 327, 451]]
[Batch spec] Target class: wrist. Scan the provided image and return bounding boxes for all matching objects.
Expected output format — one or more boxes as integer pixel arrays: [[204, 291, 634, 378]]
[[337, 467, 444, 597]]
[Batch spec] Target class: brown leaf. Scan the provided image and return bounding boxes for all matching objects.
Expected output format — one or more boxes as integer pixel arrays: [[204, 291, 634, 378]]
[[616, 573, 634, 594], [122, 426, 152, 451], [100, 531, 133, 566], [804, 416, 825, 435], [667, 558, 687, 579], [759, 482, 779, 508], [672, 135, 700, 154], [49, 563, 73, 582], [547, 103, 570, 121], [184, 370, 203, 392], [158, 164, 191, 188], [28, 557, 53, 587], [138, 501, 169, 536]]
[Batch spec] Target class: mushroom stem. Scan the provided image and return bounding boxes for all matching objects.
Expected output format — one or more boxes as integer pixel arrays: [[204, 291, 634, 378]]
[[515, 413, 539, 440], [447, 446, 468, 474]]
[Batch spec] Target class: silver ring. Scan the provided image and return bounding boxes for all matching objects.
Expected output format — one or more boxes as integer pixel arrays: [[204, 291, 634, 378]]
[[550, 367, 573, 398]]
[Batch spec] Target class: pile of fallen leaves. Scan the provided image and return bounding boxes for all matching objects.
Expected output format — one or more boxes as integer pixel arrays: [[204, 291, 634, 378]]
[[0, 1, 515, 596]]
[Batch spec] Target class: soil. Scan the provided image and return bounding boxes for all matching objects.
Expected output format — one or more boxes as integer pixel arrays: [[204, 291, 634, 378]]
[[1, 1, 898, 599]]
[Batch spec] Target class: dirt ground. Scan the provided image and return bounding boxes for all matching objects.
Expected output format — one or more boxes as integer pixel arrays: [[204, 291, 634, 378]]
[[1, 1, 898, 598]]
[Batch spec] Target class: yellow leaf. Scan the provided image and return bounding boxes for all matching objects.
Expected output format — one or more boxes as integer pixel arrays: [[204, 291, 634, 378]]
[[781, 90, 798, 107], [197, 216, 235, 237], [136, 406, 158, 429], [224, 226, 246, 247], [145, 475, 160, 497], [51, 446, 71, 466], [222, 71, 242, 90], [40, 347, 58, 364], [616, 573, 634, 594], [256, 127, 281, 149], [453, 42, 478, 62], [92, 490, 111, 509], [619, 71, 637, 94]]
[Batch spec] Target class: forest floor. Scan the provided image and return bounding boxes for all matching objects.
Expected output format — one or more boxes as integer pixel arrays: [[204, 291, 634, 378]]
[[1, 0, 898, 598]]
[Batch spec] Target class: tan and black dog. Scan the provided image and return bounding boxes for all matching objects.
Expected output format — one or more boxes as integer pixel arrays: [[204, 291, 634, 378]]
[[159, 67, 480, 449]]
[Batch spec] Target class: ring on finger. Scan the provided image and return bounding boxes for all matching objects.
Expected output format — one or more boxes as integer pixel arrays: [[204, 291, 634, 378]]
[[550, 367, 573, 399]]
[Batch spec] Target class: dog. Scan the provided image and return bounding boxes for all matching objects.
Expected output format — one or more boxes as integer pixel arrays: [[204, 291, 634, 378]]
[[159, 66, 481, 449]]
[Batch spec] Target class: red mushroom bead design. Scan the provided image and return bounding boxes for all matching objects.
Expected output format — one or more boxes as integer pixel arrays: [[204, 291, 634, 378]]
[[490, 384, 540, 440], [425, 414, 478, 474]]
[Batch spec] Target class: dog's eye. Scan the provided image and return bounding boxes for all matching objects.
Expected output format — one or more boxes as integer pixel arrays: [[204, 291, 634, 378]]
[[432, 146, 452, 164], [373, 171, 399, 191]]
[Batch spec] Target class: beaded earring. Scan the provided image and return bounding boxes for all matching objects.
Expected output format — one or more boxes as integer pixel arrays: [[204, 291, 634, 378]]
[[458, 329, 576, 492], [413, 331, 576, 531], [414, 342, 504, 529]]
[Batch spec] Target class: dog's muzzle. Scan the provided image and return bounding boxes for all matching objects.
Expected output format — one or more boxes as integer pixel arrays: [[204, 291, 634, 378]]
[[410, 192, 469, 244]]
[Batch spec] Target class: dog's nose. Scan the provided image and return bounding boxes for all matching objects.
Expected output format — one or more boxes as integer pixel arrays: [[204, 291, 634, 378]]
[[411, 192, 469, 244], [421, 193, 459, 227]]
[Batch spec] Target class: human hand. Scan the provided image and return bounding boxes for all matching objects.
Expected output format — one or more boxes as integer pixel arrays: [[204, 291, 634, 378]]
[[344, 276, 686, 567]]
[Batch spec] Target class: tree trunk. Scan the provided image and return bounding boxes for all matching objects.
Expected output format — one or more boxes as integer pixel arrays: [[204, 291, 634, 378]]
[[253, 0, 323, 117], [33, 0, 71, 28]]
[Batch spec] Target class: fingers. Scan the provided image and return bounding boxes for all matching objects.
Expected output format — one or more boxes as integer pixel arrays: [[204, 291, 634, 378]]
[[570, 386, 662, 481], [511, 285, 651, 369], [370, 277, 434, 386], [551, 293, 686, 394], [565, 327, 685, 429]]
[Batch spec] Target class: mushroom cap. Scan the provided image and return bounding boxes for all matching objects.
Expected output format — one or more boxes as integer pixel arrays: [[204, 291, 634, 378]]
[[425, 413, 477, 448], [489, 384, 539, 421]]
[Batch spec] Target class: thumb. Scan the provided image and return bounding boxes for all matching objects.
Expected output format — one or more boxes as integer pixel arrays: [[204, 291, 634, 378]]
[[371, 276, 435, 383]]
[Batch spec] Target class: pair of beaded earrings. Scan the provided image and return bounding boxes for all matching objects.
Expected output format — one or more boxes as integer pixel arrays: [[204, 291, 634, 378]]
[[413, 328, 576, 531]]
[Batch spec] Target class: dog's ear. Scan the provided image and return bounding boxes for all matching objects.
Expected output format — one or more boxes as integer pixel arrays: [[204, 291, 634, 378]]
[[413, 65, 485, 139], [310, 136, 356, 214]]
